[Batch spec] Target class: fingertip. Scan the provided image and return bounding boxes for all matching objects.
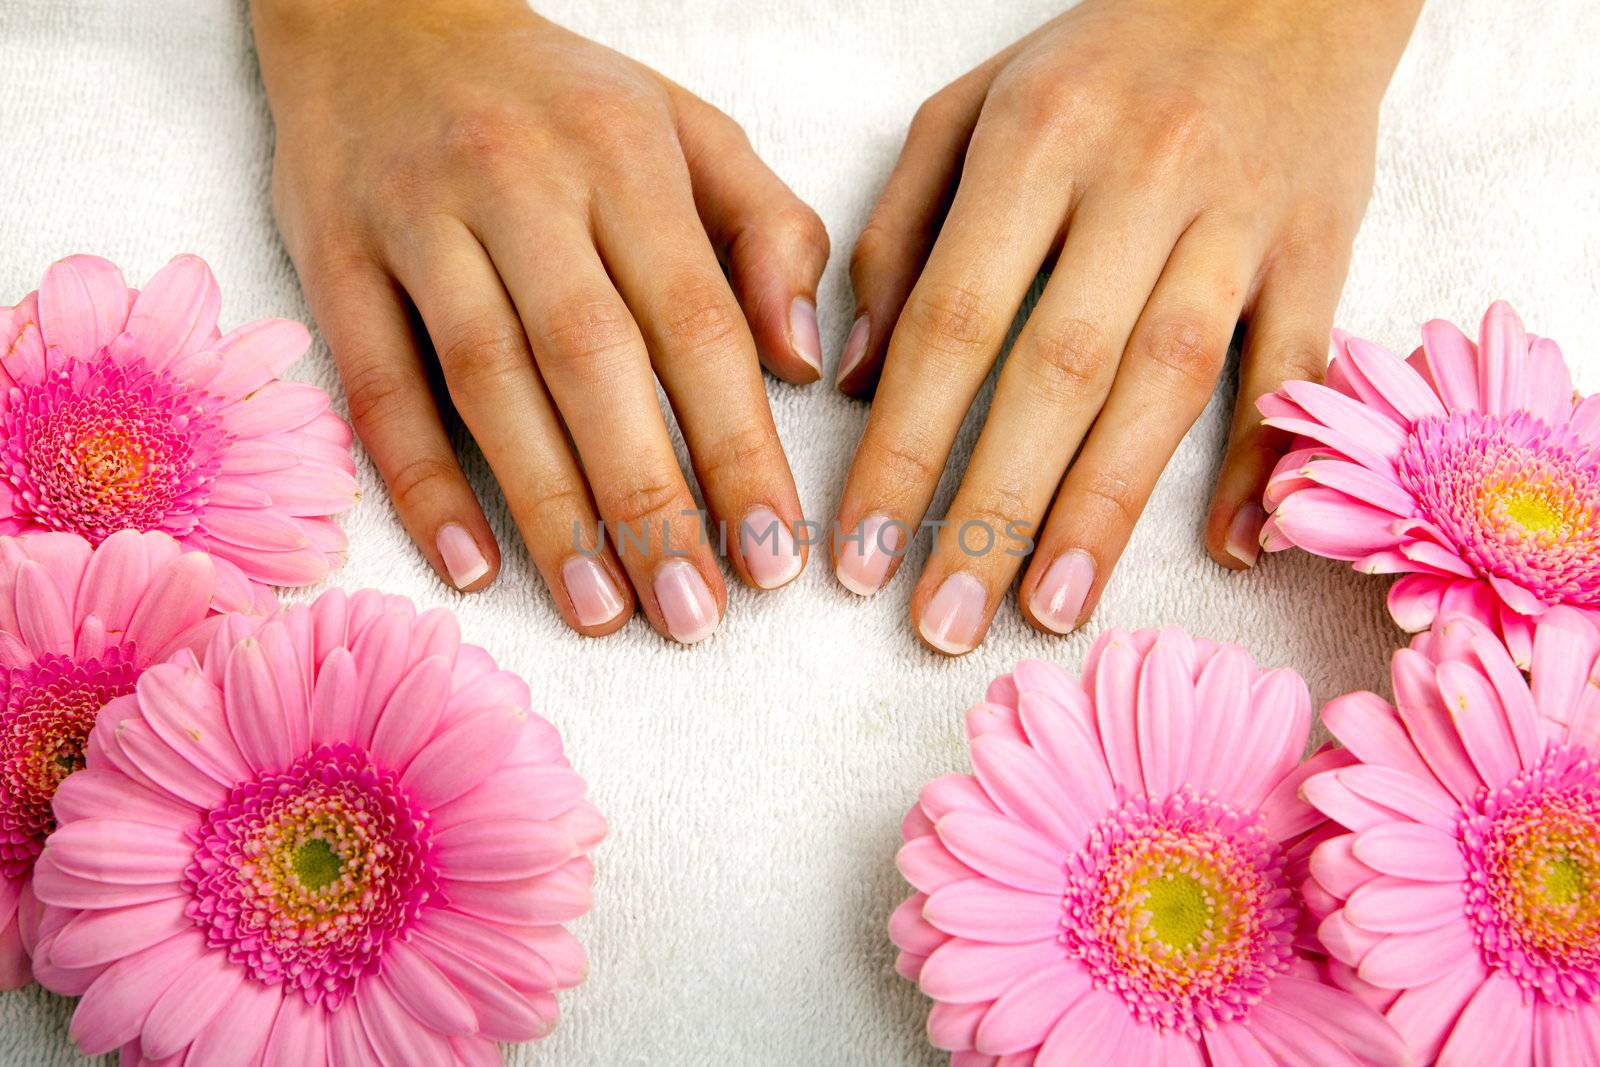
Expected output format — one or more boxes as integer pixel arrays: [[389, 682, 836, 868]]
[[435, 522, 500, 592], [913, 570, 991, 657], [558, 553, 635, 634], [787, 294, 824, 382], [834, 312, 879, 396], [1020, 548, 1096, 636]]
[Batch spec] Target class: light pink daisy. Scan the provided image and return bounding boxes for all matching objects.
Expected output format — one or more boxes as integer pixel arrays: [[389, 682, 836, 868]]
[[1304, 608, 1600, 1066], [0, 254, 358, 610], [889, 627, 1408, 1066], [27, 587, 603, 1065], [1259, 300, 1598, 666], [0, 529, 229, 989]]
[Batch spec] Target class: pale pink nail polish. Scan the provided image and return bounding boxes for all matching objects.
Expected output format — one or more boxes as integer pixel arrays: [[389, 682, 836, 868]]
[[653, 560, 720, 644], [1226, 503, 1267, 568], [436, 524, 489, 589], [789, 297, 822, 375], [562, 556, 625, 626], [835, 513, 904, 596], [740, 507, 802, 589], [835, 314, 870, 386], [1029, 550, 1095, 634], [919, 573, 988, 655]]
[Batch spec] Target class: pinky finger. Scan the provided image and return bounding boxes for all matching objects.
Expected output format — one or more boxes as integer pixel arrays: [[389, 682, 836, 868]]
[[305, 256, 500, 591], [1205, 246, 1352, 570]]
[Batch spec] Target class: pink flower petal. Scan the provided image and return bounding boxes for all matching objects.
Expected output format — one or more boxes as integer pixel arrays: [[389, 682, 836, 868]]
[[139, 940, 247, 1060], [897, 836, 978, 895], [369, 655, 452, 770], [969, 735, 1087, 853], [928, 1000, 986, 1051], [15, 560, 72, 655], [433, 819, 576, 882], [1350, 825, 1465, 883], [1387, 574, 1447, 632], [183, 978, 284, 1067], [1438, 971, 1534, 1067], [1245, 998, 1363, 1067], [1392, 649, 1483, 801], [356, 973, 455, 1067], [121, 255, 221, 369], [1231, 668, 1312, 809], [41, 819, 190, 884], [1336, 765, 1455, 831], [1419, 317, 1480, 412], [69, 930, 204, 1054], [1299, 458, 1417, 516], [309, 646, 361, 746], [1205, 1023, 1279, 1067], [400, 707, 523, 810], [1357, 917, 1478, 989], [1272, 488, 1402, 560], [923, 880, 1062, 944], [136, 663, 249, 786], [1280, 379, 1408, 462], [410, 933, 550, 1041], [1309, 834, 1379, 899], [1434, 658, 1520, 785], [1035, 985, 1135, 1067], [1320, 690, 1439, 788], [936, 811, 1067, 895], [414, 909, 559, 994], [1015, 694, 1113, 821], [1134, 638, 1194, 797], [1343, 874, 1465, 932], [207, 318, 310, 395], [889, 894, 944, 956], [1475, 300, 1526, 416], [49, 896, 191, 971], [1341, 336, 1447, 424], [108, 718, 228, 810], [973, 961, 1087, 1055], [50, 767, 195, 827], [1089, 637, 1144, 788], [378, 938, 477, 1038], [38, 255, 131, 361], [441, 863, 591, 926], [260, 994, 328, 1067], [1261, 974, 1411, 1067], [919, 937, 1066, 1006]]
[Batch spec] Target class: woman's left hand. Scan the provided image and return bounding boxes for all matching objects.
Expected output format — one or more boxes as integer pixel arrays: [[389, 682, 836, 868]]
[[832, 0, 1421, 653]]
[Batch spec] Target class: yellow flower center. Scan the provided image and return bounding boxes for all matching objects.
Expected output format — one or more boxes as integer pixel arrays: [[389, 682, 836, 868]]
[[1142, 871, 1212, 952], [292, 836, 343, 892]]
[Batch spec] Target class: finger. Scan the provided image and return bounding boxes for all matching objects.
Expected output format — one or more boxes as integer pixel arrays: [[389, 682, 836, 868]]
[[832, 107, 1070, 597], [475, 212, 725, 645], [667, 85, 830, 385], [838, 67, 993, 395], [1019, 220, 1260, 637], [593, 168, 808, 592], [385, 219, 634, 635], [299, 251, 499, 592], [1205, 235, 1352, 570], [909, 189, 1196, 654]]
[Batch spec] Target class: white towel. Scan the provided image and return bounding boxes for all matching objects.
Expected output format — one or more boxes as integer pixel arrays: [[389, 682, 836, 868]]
[[0, 1, 1595, 1063]]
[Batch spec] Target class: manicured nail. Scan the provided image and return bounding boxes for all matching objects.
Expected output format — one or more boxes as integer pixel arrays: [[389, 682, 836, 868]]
[[789, 296, 822, 376], [562, 556, 625, 626], [1029, 550, 1094, 634], [1226, 503, 1267, 568], [919, 573, 988, 655], [436, 524, 489, 589], [653, 560, 719, 644], [835, 513, 903, 596], [740, 507, 802, 589], [835, 314, 870, 386]]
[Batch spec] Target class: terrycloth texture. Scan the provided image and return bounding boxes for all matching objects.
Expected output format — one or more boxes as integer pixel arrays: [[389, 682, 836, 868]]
[[0, 1, 1596, 1063]]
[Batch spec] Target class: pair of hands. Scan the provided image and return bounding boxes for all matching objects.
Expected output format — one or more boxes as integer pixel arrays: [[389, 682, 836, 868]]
[[253, 0, 1421, 652]]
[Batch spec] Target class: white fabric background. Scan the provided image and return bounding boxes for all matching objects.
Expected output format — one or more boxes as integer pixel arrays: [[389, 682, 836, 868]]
[[0, 1, 1596, 1064]]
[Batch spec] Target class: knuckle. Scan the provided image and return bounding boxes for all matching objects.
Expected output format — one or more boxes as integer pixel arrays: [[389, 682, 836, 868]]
[[533, 296, 639, 371], [520, 479, 592, 526], [1026, 316, 1109, 399], [1140, 314, 1224, 389], [905, 281, 995, 358], [849, 220, 896, 282], [440, 105, 537, 171], [991, 61, 1095, 141], [1077, 468, 1143, 528], [695, 423, 781, 486], [657, 275, 745, 354], [860, 430, 946, 488], [767, 203, 831, 264], [341, 361, 412, 432], [387, 454, 459, 515], [602, 479, 683, 529], [1144, 94, 1223, 164], [436, 319, 528, 388]]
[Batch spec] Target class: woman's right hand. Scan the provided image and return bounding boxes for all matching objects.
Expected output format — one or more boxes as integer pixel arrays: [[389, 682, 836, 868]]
[[251, 0, 829, 643]]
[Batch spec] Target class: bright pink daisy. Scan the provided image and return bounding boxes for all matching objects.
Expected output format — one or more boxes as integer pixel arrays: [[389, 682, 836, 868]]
[[889, 627, 1408, 1066], [0, 530, 229, 990], [27, 587, 603, 1065], [1259, 300, 1599, 666], [1304, 608, 1600, 1066], [0, 254, 358, 610]]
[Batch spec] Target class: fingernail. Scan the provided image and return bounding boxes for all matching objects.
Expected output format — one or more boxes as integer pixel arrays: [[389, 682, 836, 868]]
[[835, 314, 870, 386], [789, 296, 822, 375], [1226, 503, 1267, 568], [653, 560, 720, 644], [1029, 549, 1094, 634], [835, 513, 903, 596], [562, 556, 625, 626], [740, 507, 802, 589], [919, 572, 988, 655], [437, 524, 489, 589]]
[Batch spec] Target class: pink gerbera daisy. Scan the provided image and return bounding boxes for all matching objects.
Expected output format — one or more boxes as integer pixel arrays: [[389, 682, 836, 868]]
[[1304, 608, 1600, 1066], [0, 254, 358, 610], [1259, 301, 1598, 666], [27, 587, 603, 1065], [0, 530, 228, 989], [889, 627, 1408, 1066]]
